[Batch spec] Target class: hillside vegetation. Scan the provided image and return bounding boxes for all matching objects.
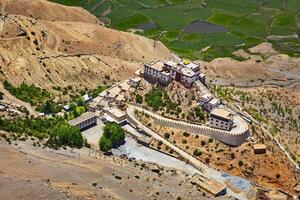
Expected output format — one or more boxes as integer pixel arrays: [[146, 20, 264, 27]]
[[51, 0, 300, 61]]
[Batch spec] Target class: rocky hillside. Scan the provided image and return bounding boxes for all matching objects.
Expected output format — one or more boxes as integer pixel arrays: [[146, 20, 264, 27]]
[[0, 0, 170, 90]]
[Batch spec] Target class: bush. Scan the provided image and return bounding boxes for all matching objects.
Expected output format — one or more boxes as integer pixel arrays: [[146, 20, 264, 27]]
[[193, 149, 202, 156], [194, 106, 205, 120], [183, 132, 190, 137], [201, 140, 206, 146], [164, 132, 170, 139], [135, 94, 143, 104], [205, 157, 210, 163], [238, 160, 243, 166]]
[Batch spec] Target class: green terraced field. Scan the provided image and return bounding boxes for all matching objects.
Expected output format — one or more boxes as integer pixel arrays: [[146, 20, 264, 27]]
[[51, 0, 300, 60]]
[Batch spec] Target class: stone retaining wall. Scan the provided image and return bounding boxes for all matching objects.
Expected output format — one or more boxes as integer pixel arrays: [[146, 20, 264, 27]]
[[137, 109, 249, 146]]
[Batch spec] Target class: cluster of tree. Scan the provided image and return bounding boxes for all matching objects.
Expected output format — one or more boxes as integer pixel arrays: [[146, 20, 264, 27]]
[[47, 123, 84, 148], [64, 97, 87, 120], [99, 122, 125, 152], [3, 81, 51, 106], [0, 116, 84, 148], [194, 106, 205, 120], [37, 100, 61, 114], [145, 87, 179, 113]]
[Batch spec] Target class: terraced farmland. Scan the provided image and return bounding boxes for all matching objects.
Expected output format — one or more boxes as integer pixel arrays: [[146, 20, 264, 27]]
[[51, 0, 300, 61]]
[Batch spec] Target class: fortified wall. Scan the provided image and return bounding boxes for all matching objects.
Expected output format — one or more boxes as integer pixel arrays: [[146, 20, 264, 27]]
[[130, 107, 250, 146]]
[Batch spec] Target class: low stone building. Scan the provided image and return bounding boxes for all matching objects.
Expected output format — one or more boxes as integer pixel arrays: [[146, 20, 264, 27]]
[[190, 174, 226, 197], [209, 108, 233, 131], [68, 112, 97, 131], [103, 107, 127, 125], [253, 144, 267, 154]]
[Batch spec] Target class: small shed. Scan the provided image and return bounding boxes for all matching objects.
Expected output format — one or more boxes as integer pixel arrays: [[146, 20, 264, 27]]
[[253, 144, 267, 154]]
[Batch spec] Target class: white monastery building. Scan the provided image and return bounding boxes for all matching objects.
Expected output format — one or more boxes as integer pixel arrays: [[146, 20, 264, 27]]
[[144, 59, 205, 87]]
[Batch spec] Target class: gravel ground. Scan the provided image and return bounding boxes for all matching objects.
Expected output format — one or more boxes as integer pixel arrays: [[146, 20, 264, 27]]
[[112, 137, 198, 175]]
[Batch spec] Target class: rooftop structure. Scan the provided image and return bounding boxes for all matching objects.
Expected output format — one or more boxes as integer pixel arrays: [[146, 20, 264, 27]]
[[199, 93, 213, 106], [99, 91, 107, 98], [103, 107, 127, 125], [190, 174, 226, 197], [68, 112, 97, 130], [144, 59, 204, 87], [129, 77, 142, 88], [107, 87, 121, 101], [119, 81, 131, 91], [210, 108, 232, 121], [145, 60, 164, 71], [82, 94, 92, 102], [209, 108, 233, 131]]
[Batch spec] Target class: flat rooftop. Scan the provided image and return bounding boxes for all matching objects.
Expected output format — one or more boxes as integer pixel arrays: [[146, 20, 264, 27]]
[[146, 60, 164, 71], [181, 67, 196, 77], [130, 77, 142, 83], [211, 108, 232, 120], [208, 98, 220, 105], [190, 174, 226, 196], [201, 93, 213, 100], [105, 107, 126, 118], [253, 144, 266, 150], [107, 87, 121, 98], [69, 112, 97, 126]]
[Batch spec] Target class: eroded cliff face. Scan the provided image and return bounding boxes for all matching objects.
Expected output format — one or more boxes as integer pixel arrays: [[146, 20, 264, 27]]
[[0, 0, 170, 90]]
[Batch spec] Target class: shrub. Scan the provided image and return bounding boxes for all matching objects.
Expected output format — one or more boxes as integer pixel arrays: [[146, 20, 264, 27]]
[[135, 94, 143, 104], [183, 132, 190, 137], [193, 149, 202, 156], [164, 133, 170, 139], [238, 160, 243, 166], [205, 157, 210, 163], [201, 140, 206, 146]]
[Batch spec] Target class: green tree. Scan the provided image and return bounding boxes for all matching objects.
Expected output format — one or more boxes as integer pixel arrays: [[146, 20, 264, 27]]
[[135, 94, 143, 104], [99, 136, 112, 152], [99, 122, 125, 152]]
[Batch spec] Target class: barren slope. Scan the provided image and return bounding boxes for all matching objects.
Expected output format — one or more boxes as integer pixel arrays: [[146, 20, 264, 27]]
[[0, 0, 170, 90], [1, 0, 100, 23], [0, 139, 231, 200]]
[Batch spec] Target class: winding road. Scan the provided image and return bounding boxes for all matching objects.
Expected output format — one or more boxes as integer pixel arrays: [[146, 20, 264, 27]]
[[126, 105, 209, 172]]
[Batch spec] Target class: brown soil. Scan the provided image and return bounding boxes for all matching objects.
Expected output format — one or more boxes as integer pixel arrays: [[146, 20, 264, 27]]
[[0, 0, 170, 92], [0, 138, 232, 200], [137, 113, 300, 195]]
